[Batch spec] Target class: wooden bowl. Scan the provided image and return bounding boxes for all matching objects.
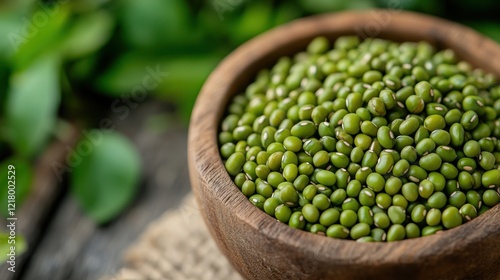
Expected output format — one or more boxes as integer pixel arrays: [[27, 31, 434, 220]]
[[188, 10, 500, 280]]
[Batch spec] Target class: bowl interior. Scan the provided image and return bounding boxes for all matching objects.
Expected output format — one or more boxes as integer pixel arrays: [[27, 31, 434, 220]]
[[216, 11, 500, 113], [188, 10, 500, 279]]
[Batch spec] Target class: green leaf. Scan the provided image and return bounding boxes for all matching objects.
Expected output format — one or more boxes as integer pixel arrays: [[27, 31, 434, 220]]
[[0, 158, 33, 217], [155, 55, 220, 120], [465, 21, 500, 43], [0, 232, 27, 263], [298, 0, 348, 13], [4, 0, 37, 12], [0, 60, 10, 108], [195, 6, 234, 42], [345, 0, 376, 10], [272, 4, 302, 26], [380, 0, 444, 15], [70, 130, 141, 224], [0, 11, 23, 60], [96, 53, 219, 120], [66, 0, 110, 13], [59, 11, 114, 60], [11, 4, 69, 70], [67, 54, 99, 81], [120, 0, 194, 50], [229, 3, 274, 45], [4, 54, 60, 157], [96, 53, 156, 96]]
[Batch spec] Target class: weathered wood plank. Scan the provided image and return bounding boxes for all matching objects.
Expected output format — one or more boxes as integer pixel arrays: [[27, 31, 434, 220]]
[[20, 101, 191, 280], [0, 124, 80, 280]]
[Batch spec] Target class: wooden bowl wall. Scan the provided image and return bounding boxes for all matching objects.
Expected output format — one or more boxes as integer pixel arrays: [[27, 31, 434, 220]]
[[188, 10, 500, 280]]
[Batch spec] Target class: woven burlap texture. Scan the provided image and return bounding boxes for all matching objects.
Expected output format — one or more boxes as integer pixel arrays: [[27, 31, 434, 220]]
[[107, 194, 243, 280]]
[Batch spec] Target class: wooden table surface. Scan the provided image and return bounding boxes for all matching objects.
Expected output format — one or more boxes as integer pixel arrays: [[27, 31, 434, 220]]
[[0, 101, 191, 280]]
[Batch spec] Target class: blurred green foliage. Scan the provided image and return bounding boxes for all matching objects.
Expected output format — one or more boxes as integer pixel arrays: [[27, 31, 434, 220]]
[[0, 158, 32, 217], [0, 231, 27, 263], [0, 0, 498, 228], [70, 130, 140, 224]]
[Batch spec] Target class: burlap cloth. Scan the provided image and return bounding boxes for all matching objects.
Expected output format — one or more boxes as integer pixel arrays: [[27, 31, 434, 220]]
[[106, 194, 243, 280]]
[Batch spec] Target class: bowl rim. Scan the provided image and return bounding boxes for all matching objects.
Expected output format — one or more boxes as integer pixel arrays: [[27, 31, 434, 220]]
[[189, 9, 500, 266]]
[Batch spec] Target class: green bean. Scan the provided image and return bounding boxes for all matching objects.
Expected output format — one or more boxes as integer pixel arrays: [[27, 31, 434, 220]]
[[387, 225, 406, 241], [442, 206, 462, 229], [225, 152, 245, 176], [219, 35, 500, 241], [350, 223, 371, 239], [421, 225, 443, 236], [339, 209, 358, 228], [482, 169, 500, 188], [388, 205, 406, 224], [289, 212, 307, 229], [399, 117, 420, 135], [419, 153, 442, 171], [326, 224, 350, 239], [377, 126, 395, 149], [459, 203, 478, 221]]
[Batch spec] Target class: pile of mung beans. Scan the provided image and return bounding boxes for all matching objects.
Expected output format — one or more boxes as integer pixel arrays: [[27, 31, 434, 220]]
[[218, 36, 500, 241]]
